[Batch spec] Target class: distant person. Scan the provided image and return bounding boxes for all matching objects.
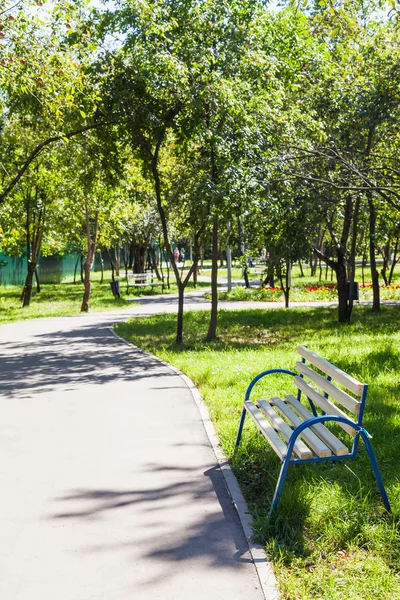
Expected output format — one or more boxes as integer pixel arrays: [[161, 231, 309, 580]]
[[180, 247, 185, 263], [174, 247, 179, 263]]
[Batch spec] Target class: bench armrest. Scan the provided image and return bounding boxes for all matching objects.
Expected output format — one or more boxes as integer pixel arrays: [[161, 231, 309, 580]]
[[245, 368, 297, 402]]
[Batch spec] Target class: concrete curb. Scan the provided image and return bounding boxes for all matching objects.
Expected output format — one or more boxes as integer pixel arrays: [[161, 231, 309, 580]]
[[108, 326, 280, 600]]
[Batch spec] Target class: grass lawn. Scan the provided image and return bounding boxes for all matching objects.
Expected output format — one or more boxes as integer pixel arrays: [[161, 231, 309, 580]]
[[115, 305, 400, 600], [0, 275, 131, 325], [216, 263, 400, 303], [0, 271, 210, 325], [218, 282, 400, 303]]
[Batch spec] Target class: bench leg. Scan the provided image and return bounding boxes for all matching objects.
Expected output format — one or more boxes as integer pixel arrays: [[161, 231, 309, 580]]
[[360, 431, 392, 513], [269, 454, 291, 519], [235, 407, 247, 447]]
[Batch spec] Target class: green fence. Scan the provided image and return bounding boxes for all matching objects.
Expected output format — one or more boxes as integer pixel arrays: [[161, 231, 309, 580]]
[[0, 252, 112, 286]]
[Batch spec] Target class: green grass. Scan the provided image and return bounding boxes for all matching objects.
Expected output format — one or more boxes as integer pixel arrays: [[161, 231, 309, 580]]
[[217, 283, 400, 303], [0, 278, 131, 325], [115, 306, 400, 600], [0, 270, 210, 325], [215, 263, 400, 303]]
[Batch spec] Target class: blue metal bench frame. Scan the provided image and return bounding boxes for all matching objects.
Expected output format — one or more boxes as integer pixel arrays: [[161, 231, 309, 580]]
[[235, 364, 391, 519]]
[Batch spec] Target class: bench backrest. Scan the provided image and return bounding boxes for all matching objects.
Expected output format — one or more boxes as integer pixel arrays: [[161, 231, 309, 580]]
[[295, 345, 367, 437]]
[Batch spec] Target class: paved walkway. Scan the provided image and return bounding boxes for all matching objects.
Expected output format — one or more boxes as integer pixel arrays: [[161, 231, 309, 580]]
[[0, 297, 271, 600]]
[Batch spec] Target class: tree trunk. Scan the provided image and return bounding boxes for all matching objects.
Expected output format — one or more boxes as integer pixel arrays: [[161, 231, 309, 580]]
[[150, 153, 202, 343], [219, 248, 224, 268], [80, 205, 98, 313], [311, 254, 318, 276], [285, 261, 291, 308], [346, 195, 360, 318], [367, 192, 380, 312], [99, 253, 104, 284], [81, 261, 91, 312], [128, 242, 134, 269], [277, 260, 290, 308], [149, 245, 163, 281], [35, 269, 40, 293], [311, 229, 324, 276], [336, 261, 350, 323], [21, 196, 44, 307], [388, 237, 399, 285], [361, 246, 367, 288], [176, 284, 184, 344], [21, 262, 37, 307], [268, 258, 275, 287], [193, 232, 200, 288], [122, 244, 129, 294], [380, 244, 389, 286], [166, 252, 170, 289], [206, 215, 219, 341], [313, 247, 351, 323], [107, 248, 120, 298], [115, 243, 120, 277], [243, 265, 250, 288], [284, 288, 289, 308], [133, 244, 146, 274], [298, 260, 304, 277]]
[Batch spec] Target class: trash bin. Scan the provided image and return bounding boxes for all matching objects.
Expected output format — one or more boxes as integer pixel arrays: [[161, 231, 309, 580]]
[[346, 281, 359, 301], [110, 281, 120, 297]]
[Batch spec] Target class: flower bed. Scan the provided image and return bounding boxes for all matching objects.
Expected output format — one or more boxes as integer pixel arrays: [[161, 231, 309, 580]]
[[217, 282, 400, 303]]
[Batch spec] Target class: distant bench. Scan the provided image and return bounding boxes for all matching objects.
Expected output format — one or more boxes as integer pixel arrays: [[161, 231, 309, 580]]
[[127, 270, 163, 290], [236, 345, 391, 518]]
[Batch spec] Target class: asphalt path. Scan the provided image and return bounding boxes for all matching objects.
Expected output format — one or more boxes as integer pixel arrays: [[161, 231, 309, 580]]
[[0, 293, 272, 600]]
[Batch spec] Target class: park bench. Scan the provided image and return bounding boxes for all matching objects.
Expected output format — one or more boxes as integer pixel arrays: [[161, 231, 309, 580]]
[[236, 345, 391, 518], [127, 270, 163, 291]]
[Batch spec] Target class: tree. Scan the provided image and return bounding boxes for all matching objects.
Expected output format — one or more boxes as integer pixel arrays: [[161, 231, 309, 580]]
[[0, 151, 68, 306]]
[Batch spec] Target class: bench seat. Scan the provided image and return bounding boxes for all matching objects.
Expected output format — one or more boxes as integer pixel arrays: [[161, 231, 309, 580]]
[[127, 271, 163, 289], [236, 346, 391, 518]]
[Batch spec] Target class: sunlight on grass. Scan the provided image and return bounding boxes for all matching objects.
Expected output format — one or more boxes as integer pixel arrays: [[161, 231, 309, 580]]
[[115, 306, 400, 600], [0, 272, 210, 325], [0, 279, 132, 324]]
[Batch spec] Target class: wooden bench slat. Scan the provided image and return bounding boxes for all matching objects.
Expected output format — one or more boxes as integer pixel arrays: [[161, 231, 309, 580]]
[[296, 362, 361, 415], [244, 401, 288, 459], [130, 282, 162, 287], [269, 397, 332, 458], [285, 394, 349, 456], [257, 400, 313, 460], [297, 345, 365, 396], [294, 376, 357, 436], [127, 271, 163, 288]]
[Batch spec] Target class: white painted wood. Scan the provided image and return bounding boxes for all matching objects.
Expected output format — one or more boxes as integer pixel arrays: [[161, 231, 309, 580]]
[[127, 271, 163, 288], [297, 346, 365, 396], [294, 376, 357, 436], [244, 401, 288, 459], [257, 400, 313, 460], [285, 394, 349, 456], [296, 362, 361, 415], [269, 397, 332, 458]]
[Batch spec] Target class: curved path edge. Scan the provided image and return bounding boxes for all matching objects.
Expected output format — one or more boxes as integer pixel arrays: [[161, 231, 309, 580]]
[[109, 327, 280, 600]]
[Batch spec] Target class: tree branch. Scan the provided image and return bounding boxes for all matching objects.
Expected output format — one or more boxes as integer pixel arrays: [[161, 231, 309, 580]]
[[0, 122, 108, 204], [313, 246, 337, 271]]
